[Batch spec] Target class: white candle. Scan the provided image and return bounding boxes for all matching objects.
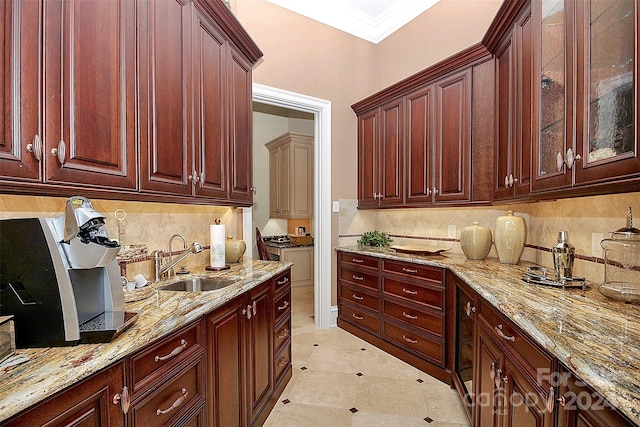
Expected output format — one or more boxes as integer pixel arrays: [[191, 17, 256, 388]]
[[210, 223, 226, 268]]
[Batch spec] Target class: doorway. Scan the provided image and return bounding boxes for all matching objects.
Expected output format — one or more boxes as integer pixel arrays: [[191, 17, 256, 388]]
[[249, 84, 332, 329]]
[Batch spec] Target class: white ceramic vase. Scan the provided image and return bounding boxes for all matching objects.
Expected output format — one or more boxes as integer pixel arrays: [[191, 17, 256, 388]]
[[460, 222, 492, 260], [494, 210, 526, 264]]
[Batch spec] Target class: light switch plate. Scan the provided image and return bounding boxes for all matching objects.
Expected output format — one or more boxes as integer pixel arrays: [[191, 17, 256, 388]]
[[332, 201, 340, 213]]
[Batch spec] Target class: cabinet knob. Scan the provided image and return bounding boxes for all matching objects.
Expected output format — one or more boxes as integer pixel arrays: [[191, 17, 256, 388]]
[[426, 188, 432, 196], [504, 175, 510, 188], [26, 135, 42, 161], [51, 140, 66, 165], [556, 152, 565, 172], [113, 386, 130, 414], [199, 171, 205, 187], [465, 301, 476, 317], [250, 186, 257, 195], [565, 148, 581, 170], [432, 187, 439, 195]]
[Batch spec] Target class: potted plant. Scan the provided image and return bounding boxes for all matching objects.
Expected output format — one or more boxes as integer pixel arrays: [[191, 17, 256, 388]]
[[357, 230, 393, 247]]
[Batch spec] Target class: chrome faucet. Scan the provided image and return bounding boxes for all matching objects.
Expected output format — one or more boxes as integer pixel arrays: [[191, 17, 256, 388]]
[[152, 241, 203, 282], [167, 234, 188, 278]]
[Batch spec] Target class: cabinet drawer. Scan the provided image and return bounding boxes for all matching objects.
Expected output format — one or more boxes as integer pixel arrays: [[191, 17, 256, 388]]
[[382, 321, 444, 367], [382, 299, 444, 338], [274, 343, 291, 385], [274, 316, 291, 355], [274, 289, 291, 324], [130, 354, 204, 426], [382, 277, 444, 311], [339, 283, 379, 312], [274, 269, 291, 294], [339, 302, 379, 335], [339, 266, 379, 290], [339, 252, 379, 270], [382, 260, 444, 284], [478, 300, 552, 378], [130, 321, 202, 395]]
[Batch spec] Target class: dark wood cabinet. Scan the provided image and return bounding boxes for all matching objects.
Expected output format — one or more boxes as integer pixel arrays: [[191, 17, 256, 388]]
[[205, 277, 276, 427], [357, 99, 404, 207], [493, 5, 533, 201], [2, 362, 126, 427], [555, 363, 636, 427], [531, 0, 640, 195], [0, 0, 42, 182]]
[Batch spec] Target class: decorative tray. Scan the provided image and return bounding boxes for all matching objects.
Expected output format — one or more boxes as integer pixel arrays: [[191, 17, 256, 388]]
[[389, 244, 451, 255]]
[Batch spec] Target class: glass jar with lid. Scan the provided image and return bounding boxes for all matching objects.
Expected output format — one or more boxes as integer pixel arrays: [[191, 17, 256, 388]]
[[599, 207, 640, 303]]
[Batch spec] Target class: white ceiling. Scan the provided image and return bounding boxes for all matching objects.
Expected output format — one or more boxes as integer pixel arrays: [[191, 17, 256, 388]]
[[265, 0, 441, 44]]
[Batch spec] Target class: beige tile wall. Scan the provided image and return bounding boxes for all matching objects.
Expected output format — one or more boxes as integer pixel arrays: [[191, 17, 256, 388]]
[[0, 194, 241, 280], [339, 192, 640, 286]]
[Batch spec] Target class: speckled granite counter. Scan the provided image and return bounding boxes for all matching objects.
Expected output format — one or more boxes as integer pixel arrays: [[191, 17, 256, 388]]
[[0, 258, 291, 422], [337, 246, 640, 425]]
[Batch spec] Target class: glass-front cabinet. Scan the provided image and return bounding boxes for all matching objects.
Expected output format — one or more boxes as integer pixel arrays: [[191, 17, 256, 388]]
[[533, 0, 640, 192]]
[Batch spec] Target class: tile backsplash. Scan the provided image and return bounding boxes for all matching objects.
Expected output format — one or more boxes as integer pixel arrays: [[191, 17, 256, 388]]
[[0, 194, 242, 280], [338, 192, 640, 286]]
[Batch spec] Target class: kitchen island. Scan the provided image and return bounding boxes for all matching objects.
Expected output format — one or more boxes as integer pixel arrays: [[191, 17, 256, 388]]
[[0, 258, 292, 424], [336, 246, 640, 426]]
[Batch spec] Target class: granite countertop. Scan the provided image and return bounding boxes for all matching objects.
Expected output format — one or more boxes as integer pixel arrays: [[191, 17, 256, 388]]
[[336, 246, 640, 425], [264, 241, 314, 249], [0, 258, 292, 422]]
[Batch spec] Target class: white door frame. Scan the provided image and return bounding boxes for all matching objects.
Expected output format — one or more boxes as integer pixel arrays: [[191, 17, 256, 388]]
[[251, 83, 332, 329]]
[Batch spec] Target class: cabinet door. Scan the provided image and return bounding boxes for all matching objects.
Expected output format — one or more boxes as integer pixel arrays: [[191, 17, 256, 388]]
[[282, 247, 314, 286], [269, 145, 290, 218], [494, 35, 515, 200], [139, 0, 193, 195], [532, 0, 573, 191], [358, 108, 380, 207], [515, 9, 533, 198], [434, 70, 471, 203], [43, 0, 137, 189], [502, 356, 554, 427], [245, 282, 274, 425], [4, 362, 125, 427], [474, 326, 503, 427], [228, 45, 254, 204], [379, 98, 404, 206], [453, 278, 476, 417], [406, 85, 435, 204], [206, 296, 244, 427], [0, 0, 42, 182], [192, 6, 228, 199], [289, 139, 314, 217], [574, 0, 640, 184]]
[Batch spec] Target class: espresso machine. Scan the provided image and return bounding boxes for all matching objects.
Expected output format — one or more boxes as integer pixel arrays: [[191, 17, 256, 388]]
[[0, 196, 135, 348]]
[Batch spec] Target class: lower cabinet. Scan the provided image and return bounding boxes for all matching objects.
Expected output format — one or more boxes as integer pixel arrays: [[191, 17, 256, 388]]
[[205, 279, 274, 427], [2, 362, 126, 426]]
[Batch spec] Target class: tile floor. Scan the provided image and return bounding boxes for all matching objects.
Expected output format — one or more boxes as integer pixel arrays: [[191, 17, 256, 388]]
[[264, 285, 471, 427]]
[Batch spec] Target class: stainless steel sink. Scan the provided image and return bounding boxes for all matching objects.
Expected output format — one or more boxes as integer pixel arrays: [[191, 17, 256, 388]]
[[158, 277, 237, 292]]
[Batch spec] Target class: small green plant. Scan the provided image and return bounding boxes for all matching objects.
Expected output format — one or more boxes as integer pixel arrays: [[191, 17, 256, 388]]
[[357, 230, 393, 247]]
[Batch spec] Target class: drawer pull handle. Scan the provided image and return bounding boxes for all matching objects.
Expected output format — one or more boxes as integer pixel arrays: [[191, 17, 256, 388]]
[[402, 335, 418, 344], [546, 386, 555, 413], [489, 362, 496, 380], [402, 287, 418, 295], [352, 258, 364, 263], [278, 300, 289, 311], [402, 267, 418, 274], [402, 311, 418, 320], [113, 386, 130, 414], [277, 277, 289, 285], [352, 294, 364, 301], [465, 301, 476, 317], [494, 324, 515, 342], [277, 328, 290, 339], [352, 313, 364, 320], [156, 388, 188, 416], [278, 356, 290, 367], [253, 300, 257, 316], [155, 339, 187, 362], [352, 275, 364, 281]]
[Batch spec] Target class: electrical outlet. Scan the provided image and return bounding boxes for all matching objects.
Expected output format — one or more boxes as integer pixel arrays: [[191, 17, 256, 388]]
[[592, 233, 604, 258], [448, 225, 457, 239]]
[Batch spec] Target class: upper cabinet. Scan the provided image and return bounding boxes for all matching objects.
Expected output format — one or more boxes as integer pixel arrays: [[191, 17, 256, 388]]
[[266, 132, 314, 219], [353, 45, 494, 209], [532, 0, 640, 194], [0, 0, 262, 206]]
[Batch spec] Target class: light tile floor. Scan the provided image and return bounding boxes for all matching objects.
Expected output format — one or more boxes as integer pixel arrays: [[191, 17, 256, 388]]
[[264, 285, 471, 427]]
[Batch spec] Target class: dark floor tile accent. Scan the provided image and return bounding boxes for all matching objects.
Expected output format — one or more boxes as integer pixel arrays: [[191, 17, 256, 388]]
[[300, 366, 307, 370], [349, 407, 359, 413], [360, 348, 366, 351], [424, 416, 433, 423], [282, 399, 290, 405], [416, 379, 424, 383], [313, 343, 319, 346], [356, 372, 363, 376]]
